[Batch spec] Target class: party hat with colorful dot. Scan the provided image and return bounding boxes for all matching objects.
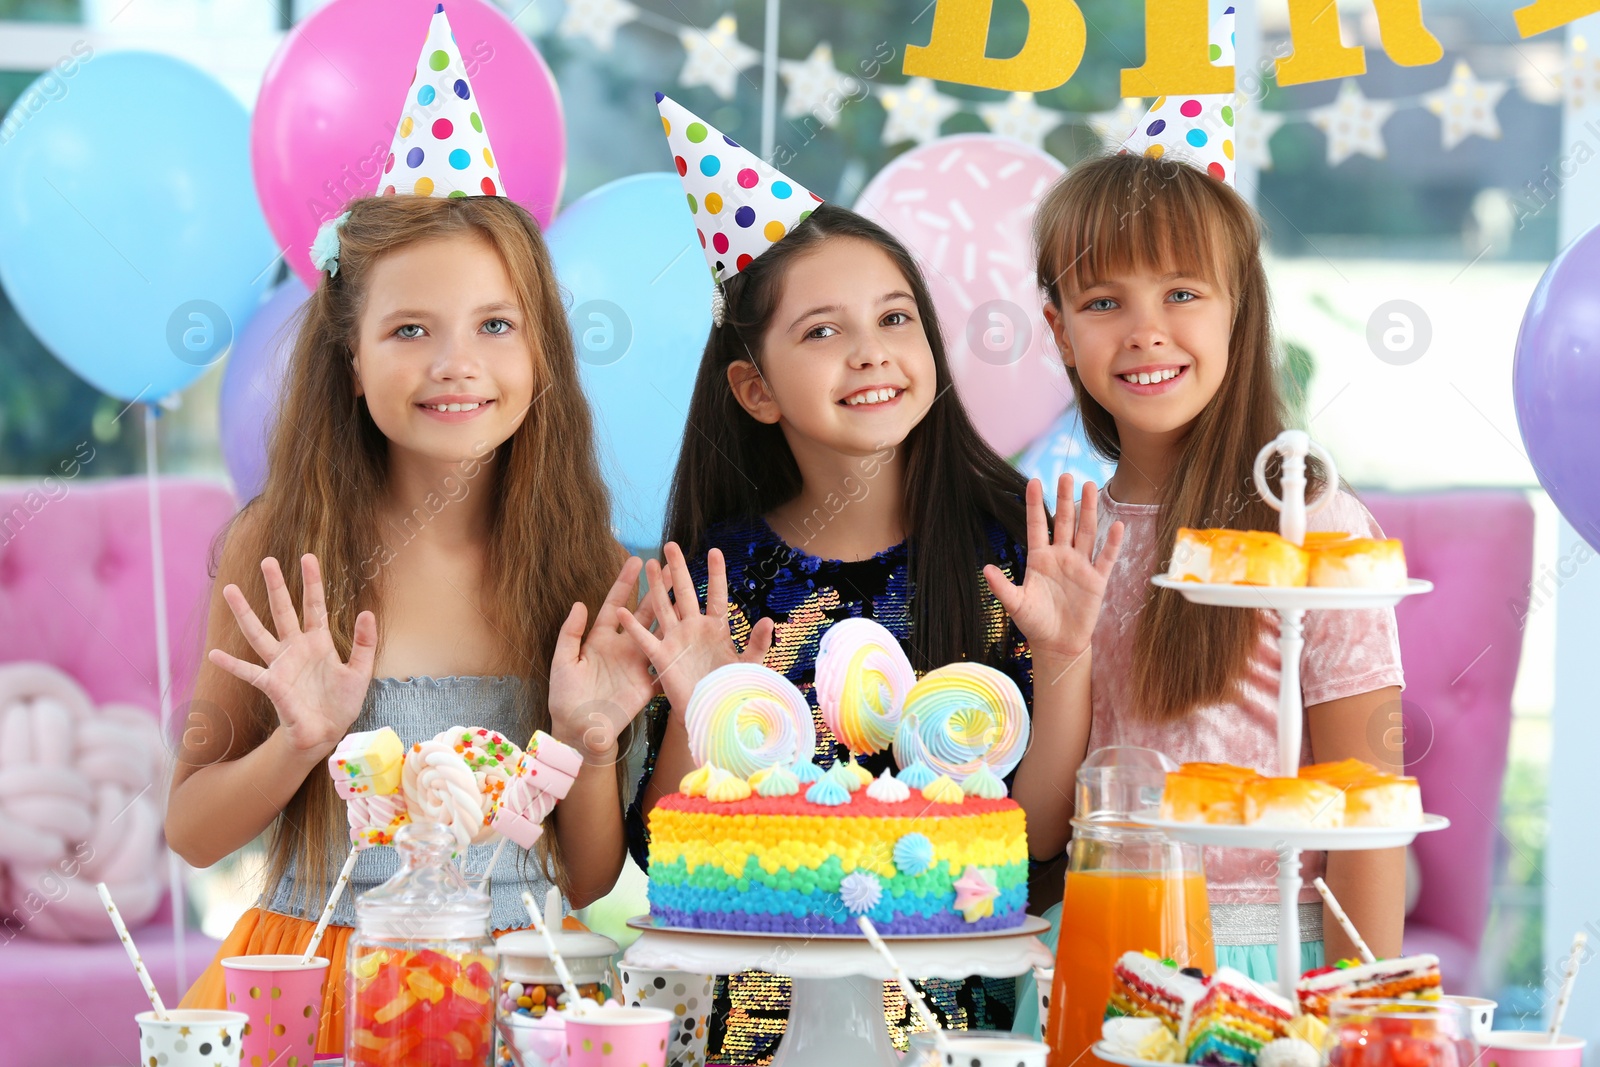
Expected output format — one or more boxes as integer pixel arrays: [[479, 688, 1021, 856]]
[[377, 4, 503, 199], [655, 92, 824, 299], [1119, 6, 1237, 184]]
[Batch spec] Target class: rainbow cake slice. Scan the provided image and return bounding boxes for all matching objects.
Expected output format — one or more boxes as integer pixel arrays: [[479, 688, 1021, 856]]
[[1296, 954, 1441, 1018], [1104, 951, 1206, 1034], [646, 783, 1027, 935], [1186, 967, 1292, 1066]]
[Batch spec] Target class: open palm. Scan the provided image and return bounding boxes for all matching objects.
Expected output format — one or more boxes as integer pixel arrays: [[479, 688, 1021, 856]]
[[208, 553, 377, 755], [617, 543, 774, 712], [985, 475, 1124, 663], [548, 555, 661, 761]]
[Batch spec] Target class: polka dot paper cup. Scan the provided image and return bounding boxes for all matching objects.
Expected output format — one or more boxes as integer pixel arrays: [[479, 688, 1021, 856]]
[[220, 954, 329, 1067], [563, 1006, 674, 1067], [619, 966, 713, 1067], [136, 1009, 250, 1067]]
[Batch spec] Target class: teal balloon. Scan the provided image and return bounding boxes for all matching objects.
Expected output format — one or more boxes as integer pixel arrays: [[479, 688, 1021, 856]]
[[546, 173, 713, 549], [0, 52, 277, 402]]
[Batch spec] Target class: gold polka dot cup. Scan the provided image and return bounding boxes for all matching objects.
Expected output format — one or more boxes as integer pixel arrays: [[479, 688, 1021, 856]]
[[136, 1009, 250, 1067], [563, 1005, 674, 1067], [220, 953, 330, 1067], [619, 967, 712, 1067]]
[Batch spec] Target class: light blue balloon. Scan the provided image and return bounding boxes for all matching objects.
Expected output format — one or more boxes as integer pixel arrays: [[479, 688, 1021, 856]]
[[1014, 404, 1116, 490], [546, 173, 713, 550], [0, 52, 278, 402]]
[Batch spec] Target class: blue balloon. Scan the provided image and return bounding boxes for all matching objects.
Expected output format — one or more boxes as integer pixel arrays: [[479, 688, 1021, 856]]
[[0, 52, 278, 402], [546, 173, 713, 550], [1014, 404, 1116, 490], [220, 277, 310, 501]]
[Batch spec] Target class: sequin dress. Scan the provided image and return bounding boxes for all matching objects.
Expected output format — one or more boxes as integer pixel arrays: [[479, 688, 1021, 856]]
[[625, 516, 1033, 1064]]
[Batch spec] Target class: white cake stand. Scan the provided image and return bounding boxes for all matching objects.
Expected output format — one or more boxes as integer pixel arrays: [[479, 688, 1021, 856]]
[[1150, 431, 1443, 1001], [624, 915, 1053, 1067]]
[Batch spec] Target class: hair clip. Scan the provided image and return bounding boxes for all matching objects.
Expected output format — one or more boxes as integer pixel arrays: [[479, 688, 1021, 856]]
[[711, 284, 727, 328], [310, 211, 352, 277]]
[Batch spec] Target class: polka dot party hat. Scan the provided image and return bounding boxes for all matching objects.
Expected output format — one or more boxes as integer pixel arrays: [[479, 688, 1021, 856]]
[[377, 4, 503, 199], [1119, 5, 1237, 184], [655, 92, 824, 286]]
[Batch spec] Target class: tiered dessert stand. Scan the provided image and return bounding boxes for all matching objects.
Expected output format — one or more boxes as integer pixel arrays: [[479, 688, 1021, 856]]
[[1093, 430, 1448, 1063], [625, 915, 1052, 1067]]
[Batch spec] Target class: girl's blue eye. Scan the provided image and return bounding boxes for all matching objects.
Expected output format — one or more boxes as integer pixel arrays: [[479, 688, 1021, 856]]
[[1086, 297, 1117, 312], [482, 318, 513, 335], [1170, 289, 1198, 303], [395, 323, 424, 339]]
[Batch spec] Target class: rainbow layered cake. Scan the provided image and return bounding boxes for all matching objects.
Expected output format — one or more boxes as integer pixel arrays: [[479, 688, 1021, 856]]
[[1296, 954, 1442, 1017], [646, 620, 1032, 935], [1187, 967, 1292, 1065]]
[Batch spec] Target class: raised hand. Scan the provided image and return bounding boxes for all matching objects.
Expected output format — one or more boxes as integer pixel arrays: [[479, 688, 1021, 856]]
[[548, 555, 661, 762], [617, 542, 775, 712], [207, 554, 377, 755], [984, 475, 1124, 663]]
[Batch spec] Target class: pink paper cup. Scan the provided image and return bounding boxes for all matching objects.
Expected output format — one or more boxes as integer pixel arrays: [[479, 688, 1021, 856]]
[[1480, 1031, 1586, 1067], [221, 954, 330, 1067], [563, 1006, 675, 1067], [137, 1009, 251, 1067]]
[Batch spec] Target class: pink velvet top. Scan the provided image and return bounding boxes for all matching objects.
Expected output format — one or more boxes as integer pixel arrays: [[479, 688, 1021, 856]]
[[1088, 485, 1406, 906]]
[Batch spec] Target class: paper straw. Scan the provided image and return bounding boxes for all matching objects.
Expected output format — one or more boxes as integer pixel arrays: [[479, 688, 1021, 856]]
[[1549, 930, 1587, 1039], [1312, 877, 1376, 965], [302, 847, 360, 964], [477, 836, 510, 893], [521, 890, 588, 1015], [856, 916, 947, 1053], [97, 881, 168, 1019]]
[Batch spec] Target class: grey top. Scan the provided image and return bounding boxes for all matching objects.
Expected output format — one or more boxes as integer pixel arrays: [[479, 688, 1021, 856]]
[[260, 675, 564, 933]]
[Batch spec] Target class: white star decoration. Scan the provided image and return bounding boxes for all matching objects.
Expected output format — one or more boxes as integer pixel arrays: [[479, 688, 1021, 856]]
[[877, 78, 962, 146], [778, 43, 861, 124], [1308, 81, 1396, 166], [1423, 61, 1507, 149], [1086, 98, 1150, 145], [976, 92, 1064, 150], [677, 15, 759, 101], [1561, 35, 1600, 110], [1235, 105, 1286, 170], [557, 0, 638, 51]]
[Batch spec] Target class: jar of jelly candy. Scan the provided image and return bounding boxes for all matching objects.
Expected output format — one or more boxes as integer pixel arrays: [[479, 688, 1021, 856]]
[[346, 822, 498, 1066]]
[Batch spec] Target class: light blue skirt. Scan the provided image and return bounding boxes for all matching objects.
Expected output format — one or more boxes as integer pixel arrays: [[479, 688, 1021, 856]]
[[1012, 901, 1326, 1039]]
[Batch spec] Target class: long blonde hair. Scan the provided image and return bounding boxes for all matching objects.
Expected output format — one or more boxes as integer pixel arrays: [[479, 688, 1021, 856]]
[[214, 195, 624, 904], [1034, 154, 1313, 722]]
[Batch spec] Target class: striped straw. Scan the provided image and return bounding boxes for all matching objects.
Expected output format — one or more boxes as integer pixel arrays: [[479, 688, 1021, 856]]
[[302, 847, 359, 964], [97, 882, 168, 1019], [1313, 877, 1377, 964], [521, 890, 589, 1015], [856, 916, 948, 1055], [1549, 931, 1587, 1040]]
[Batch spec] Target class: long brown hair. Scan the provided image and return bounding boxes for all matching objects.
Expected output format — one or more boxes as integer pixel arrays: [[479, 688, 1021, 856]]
[[664, 203, 1028, 671], [214, 195, 624, 905], [1034, 154, 1317, 721]]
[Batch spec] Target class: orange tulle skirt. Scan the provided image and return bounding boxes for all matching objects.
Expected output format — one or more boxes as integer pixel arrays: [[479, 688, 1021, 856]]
[[181, 907, 581, 1057]]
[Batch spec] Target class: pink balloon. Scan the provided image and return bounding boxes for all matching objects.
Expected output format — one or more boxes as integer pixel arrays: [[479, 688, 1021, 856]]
[[855, 135, 1073, 456], [252, 0, 565, 287]]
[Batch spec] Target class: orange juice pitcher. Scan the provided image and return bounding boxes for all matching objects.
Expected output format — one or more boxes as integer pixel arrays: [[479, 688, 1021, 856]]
[[1045, 748, 1214, 1067]]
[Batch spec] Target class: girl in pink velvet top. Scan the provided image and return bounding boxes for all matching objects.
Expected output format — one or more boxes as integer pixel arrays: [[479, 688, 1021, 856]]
[[998, 154, 1406, 1023]]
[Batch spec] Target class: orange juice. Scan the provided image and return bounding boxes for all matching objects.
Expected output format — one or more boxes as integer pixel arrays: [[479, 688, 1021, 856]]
[[1045, 869, 1214, 1065]]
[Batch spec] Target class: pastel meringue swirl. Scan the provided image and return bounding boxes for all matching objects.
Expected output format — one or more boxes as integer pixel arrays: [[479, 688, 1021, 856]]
[[813, 618, 915, 756], [686, 663, 814, 778], [892, 663, 1031, 782]]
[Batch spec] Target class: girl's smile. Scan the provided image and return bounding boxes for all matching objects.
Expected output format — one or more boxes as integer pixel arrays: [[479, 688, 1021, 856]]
[[416, 393, 496, 421], [1112, 363, 1191, 394]]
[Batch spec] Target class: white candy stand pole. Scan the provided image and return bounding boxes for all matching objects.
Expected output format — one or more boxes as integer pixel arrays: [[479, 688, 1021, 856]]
[[1253, 431, 1336, 1003]]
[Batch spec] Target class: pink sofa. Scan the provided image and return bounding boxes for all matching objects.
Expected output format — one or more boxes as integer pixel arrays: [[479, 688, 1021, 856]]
[[1365, 490, 1534, 997], [0, 476, 237, 1066]]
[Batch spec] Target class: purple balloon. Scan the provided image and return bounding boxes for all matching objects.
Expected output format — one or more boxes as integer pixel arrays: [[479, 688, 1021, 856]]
[[1515, 223, 1600, 551], [220, 277, 309, 501]]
